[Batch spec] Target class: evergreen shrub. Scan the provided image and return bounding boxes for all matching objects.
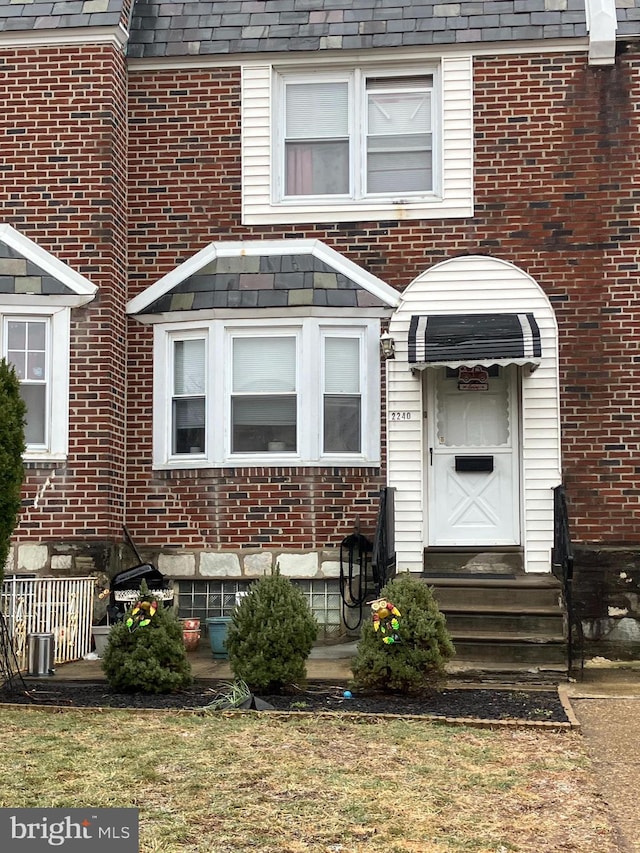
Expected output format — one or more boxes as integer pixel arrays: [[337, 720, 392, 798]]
[[226, 569, 318, 692], [102, 581, 192, 693], [351, 572, 455, 693], [0, 360, 26, 583]]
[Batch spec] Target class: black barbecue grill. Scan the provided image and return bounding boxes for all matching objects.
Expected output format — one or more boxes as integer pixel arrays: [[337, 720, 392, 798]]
[[107, 528, 174, 622]]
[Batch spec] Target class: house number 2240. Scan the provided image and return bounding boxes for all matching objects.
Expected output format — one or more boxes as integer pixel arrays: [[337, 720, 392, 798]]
[[390, 412, 412, 421]]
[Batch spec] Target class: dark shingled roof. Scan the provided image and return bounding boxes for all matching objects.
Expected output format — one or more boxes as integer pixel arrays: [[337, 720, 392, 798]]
[[0, 243, 78, 296], [2, 1, 639, 53], [142, 252, 389, 314], [127, 0, 589, 59], [124, 0, 640, 61], [0, 0, 132, 34]]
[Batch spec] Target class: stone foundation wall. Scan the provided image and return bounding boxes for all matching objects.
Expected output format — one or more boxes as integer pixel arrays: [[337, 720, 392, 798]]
[[4, 541, 343, 583], [573, 546, 640, 660]]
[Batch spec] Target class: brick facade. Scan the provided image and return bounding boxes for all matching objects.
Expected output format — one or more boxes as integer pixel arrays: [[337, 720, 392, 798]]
[[1, 44, 128, 560], [2, 17, 640, 652]]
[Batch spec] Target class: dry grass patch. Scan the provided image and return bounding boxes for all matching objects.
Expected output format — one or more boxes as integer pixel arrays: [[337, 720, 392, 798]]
[[0, 708, 616, 853]]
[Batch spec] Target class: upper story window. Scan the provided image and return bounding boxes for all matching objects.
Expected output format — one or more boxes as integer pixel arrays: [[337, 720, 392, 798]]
[[282, 73, 433, 201], [240, 56, 473, 225], [154, 318, 380, 469]]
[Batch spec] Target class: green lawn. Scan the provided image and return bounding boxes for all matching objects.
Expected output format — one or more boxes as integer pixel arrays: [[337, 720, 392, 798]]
[[0, 707, 616, 853]]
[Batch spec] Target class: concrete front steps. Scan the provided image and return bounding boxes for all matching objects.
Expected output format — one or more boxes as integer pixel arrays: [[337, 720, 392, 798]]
[[422, 570, 568, 682]]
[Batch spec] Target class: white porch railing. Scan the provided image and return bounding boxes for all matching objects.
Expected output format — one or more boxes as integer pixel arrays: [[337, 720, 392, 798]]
[[1, 576, 95, 670]]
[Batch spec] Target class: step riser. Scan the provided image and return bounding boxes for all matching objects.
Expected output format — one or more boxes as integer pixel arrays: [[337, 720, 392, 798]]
[[452, 641, 566, 665], [444, 613, 565, 635], [425, 550, 524, 575], [433, 588, 563, 609]]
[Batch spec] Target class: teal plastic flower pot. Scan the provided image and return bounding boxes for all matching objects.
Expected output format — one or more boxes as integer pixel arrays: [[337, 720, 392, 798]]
[[206, 617, 232, 659]]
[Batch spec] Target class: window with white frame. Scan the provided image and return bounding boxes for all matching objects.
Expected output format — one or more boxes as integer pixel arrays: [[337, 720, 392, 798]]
[[281, 72, 433, 201], [240, 56, 473, 225], [154, 319, 380, 468], [1, 308, 69, 459]]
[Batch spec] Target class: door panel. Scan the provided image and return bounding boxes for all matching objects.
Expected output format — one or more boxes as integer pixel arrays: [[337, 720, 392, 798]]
[[426, 366, 520, 546]]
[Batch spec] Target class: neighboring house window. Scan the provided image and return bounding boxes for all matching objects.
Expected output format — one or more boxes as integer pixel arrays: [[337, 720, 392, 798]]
[[282, 73, 433, 200], [2, 309, 69, 459], [6, 318, 47, 445], [241, 56, 473, 225], [154, 319, 380, 468]]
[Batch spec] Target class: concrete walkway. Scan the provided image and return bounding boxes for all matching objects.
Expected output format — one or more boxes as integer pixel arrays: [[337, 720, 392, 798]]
[[566, 664, 640, 853]]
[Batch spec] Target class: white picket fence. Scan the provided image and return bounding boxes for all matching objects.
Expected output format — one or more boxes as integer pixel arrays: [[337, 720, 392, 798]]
[[1, 576, 95, 670]]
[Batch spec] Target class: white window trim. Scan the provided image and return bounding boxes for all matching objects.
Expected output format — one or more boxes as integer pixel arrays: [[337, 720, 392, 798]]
[[241, 55, 473, 225], [153, 317, 381, 469], [275, 69, 437, 205], [1, 305, 70, 461]]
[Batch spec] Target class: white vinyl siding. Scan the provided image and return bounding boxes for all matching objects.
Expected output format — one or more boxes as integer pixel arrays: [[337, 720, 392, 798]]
[[241, 55, 473, 225], [387, 256, 560, 575], [154, 318, 380, 468]]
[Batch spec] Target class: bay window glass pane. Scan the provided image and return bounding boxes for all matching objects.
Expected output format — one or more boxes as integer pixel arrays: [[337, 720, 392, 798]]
[[233, 337, 296, 392], [232, 336, 297, 453], [20, 384, 46, 445], [285, 81, 350, 196], [172, 398, 206, 455], [325, 337, 360, 394], [232, 396, 297, 453], [324, 395, 361, 453], [172, 338, 206, 455], [174, 339, 205, 395], [324, 335, 361, 452]]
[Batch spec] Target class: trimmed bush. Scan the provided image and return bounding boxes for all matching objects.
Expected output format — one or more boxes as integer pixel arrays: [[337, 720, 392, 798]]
[[0, 359, 26, 584], [226, 569, 318, 693], [351, 572, 455, 693], [102, 581, 192, 693]]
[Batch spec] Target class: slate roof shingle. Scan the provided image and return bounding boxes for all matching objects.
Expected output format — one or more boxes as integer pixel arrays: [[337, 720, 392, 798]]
[[1, 1, 639, 57]]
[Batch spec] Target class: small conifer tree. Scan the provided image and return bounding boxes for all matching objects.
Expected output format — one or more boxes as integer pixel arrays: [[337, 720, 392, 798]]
[[0, 360, 26, 584], [102, 580, 192, 693], [226, 568, 318, 693], [351, 572, 455, 693]]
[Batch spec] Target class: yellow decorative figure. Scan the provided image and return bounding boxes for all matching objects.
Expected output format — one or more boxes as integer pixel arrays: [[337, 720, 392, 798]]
[[370, 598, 401, 644]]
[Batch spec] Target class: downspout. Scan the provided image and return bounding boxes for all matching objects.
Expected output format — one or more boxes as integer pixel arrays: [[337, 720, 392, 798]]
[[585, 0, 618, 66]]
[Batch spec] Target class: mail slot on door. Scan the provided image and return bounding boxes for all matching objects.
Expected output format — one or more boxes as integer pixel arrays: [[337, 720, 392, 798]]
[[455, 455, 494, 473]]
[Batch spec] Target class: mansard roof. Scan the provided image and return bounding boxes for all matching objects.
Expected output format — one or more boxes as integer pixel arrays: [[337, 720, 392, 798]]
[[2, 1, 639, 57], [0, 0, 131, 35], [126, 0, 639, 60]]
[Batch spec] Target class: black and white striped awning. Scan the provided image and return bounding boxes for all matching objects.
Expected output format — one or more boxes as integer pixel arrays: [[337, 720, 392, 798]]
[[408, 313, 542, 368]]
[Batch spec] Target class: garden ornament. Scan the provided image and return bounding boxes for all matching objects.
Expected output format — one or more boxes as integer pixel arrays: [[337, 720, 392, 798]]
[[370, 598, 401, 644]]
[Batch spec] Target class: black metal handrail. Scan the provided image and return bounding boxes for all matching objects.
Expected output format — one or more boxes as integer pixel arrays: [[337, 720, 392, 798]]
[[552, 484, 581, 673]]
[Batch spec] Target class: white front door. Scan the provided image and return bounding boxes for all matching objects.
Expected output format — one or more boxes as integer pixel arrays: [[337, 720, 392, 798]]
[[426, 366, 520, 546]]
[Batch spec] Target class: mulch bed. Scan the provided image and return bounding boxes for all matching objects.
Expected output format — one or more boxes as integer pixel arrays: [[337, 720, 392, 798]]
[[0, 679, 569, 723]]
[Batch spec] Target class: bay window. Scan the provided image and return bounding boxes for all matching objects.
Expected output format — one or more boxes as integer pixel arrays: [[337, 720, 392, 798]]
[[154, 319, 380, 468]]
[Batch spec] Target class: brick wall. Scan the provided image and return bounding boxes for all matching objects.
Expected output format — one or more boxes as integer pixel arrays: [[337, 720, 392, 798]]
[[125, 49, 640, 550], [0, 44, 128, 563]]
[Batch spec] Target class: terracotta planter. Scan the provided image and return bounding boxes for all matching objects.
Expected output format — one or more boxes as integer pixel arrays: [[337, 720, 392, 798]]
[[181, 618, 201, 651]]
